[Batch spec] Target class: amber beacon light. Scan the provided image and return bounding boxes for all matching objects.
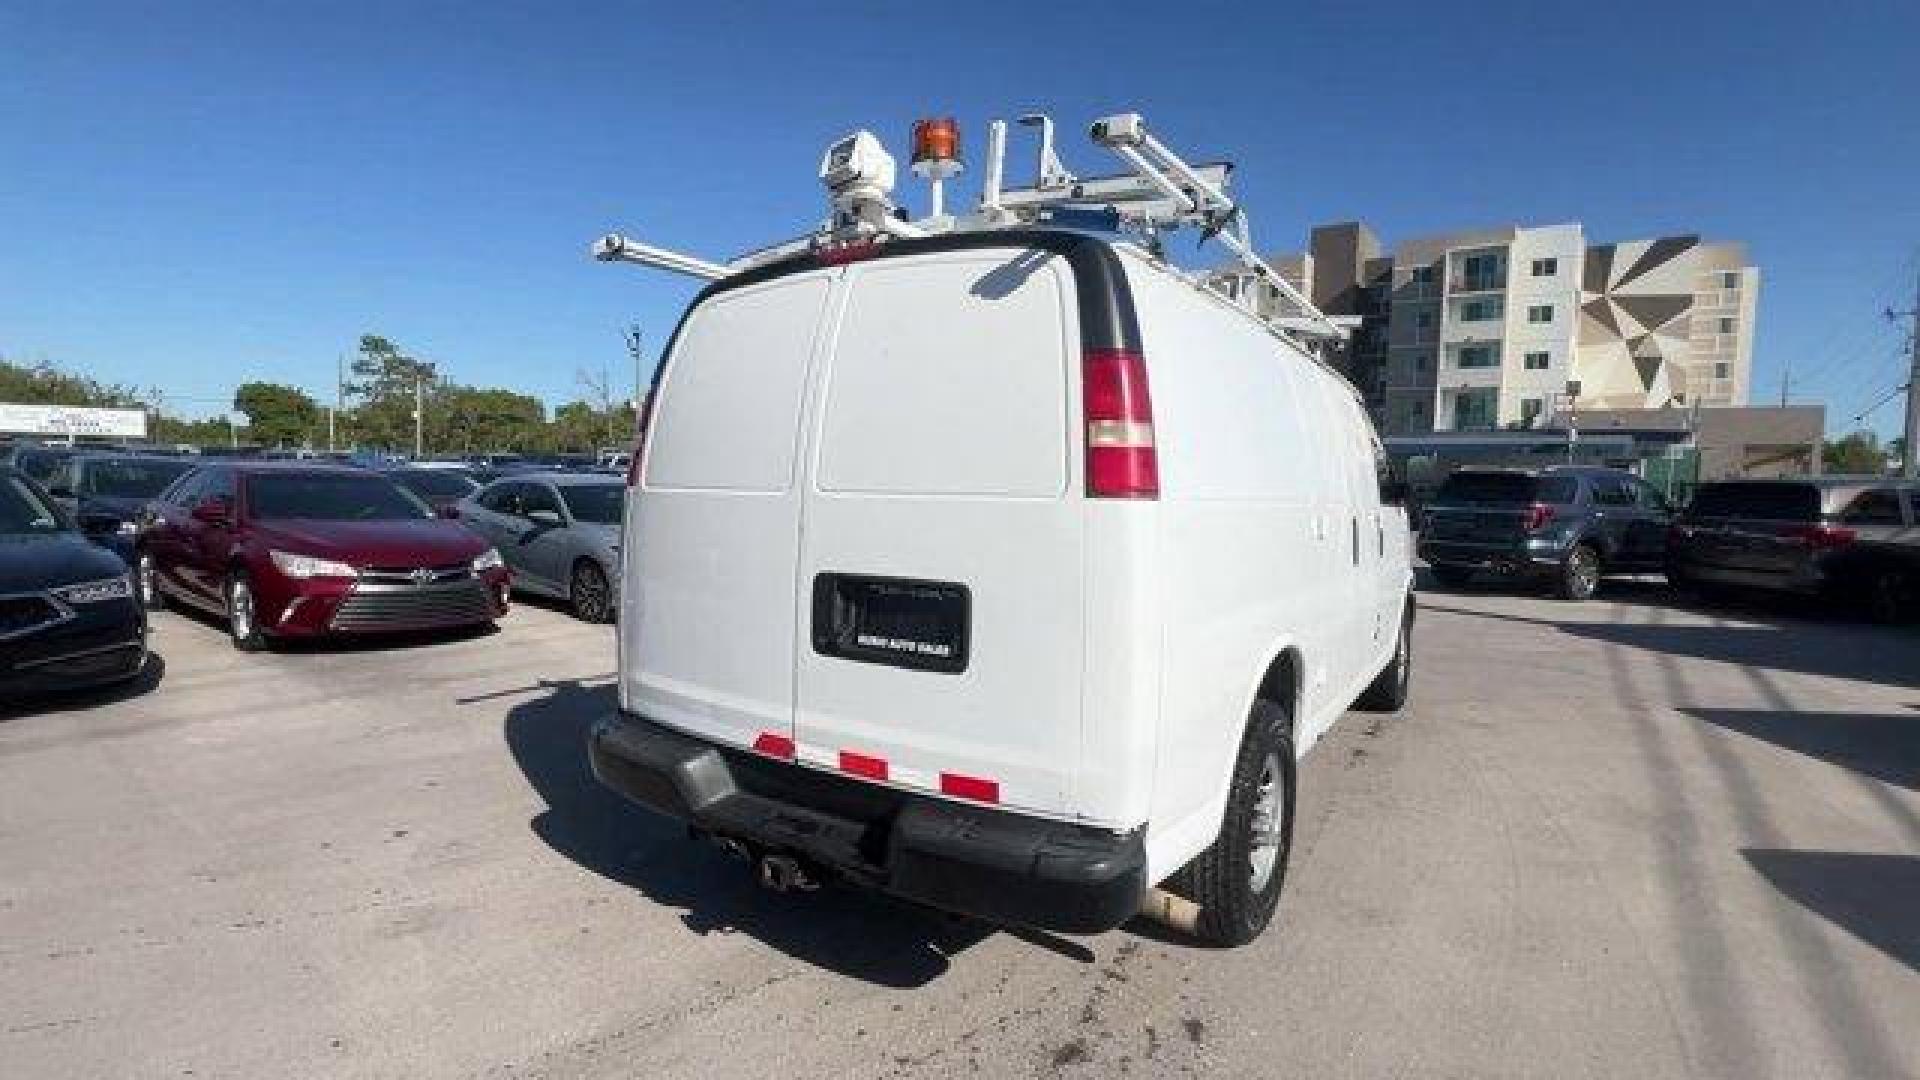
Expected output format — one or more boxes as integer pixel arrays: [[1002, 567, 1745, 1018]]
[[909, 117, 964, 217]]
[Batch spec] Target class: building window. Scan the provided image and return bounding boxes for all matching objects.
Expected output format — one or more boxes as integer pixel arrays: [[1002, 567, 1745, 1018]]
[[1524, 351, 1550, 370], [1718, 317, 1735, 334], [1454, 389, 1497, 430], [1531, 258, 1557, 277], [1520, 398, 1544, 426], [1416, 310, 1434, 330], [1458, 253, 1503, 290], [1528, 304, 1554, 324], [1415, 353, 1429, 372], [1411, 265, 1436, 284], [1714, 362, 1730, 378], [1721, 271, 1740, 289], [1458, 345, 1498, 369], [1461, 299, 1501, 322]]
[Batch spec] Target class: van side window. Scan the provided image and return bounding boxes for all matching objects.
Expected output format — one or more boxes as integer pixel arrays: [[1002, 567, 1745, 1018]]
[[818, 254, 1069, 497], [646, 276, 829, 493]]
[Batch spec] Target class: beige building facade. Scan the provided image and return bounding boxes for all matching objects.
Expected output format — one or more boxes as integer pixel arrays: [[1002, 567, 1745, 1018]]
[[1220, 221, 1761, 436]]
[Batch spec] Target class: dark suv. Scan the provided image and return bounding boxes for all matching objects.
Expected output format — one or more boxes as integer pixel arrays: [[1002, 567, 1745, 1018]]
[[1667, 477, 1918, 622], [1419, 467, 1672, 600]]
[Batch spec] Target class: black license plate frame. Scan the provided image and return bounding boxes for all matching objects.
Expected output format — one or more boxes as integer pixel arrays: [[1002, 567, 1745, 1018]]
[[811, 573, 970, 675]]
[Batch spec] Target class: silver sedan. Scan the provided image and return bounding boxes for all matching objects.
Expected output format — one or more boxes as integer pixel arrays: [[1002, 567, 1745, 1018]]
[[456, 473, 622, 622]]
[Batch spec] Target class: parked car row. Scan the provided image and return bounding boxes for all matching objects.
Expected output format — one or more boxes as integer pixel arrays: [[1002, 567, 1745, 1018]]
[[1418, 467, 1920, 622], [3, 456, 631, 700], [1, 470, 149, 699]]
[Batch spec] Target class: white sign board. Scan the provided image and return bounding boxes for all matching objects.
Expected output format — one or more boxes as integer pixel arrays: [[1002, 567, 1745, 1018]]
[[0, 402, 148, 440]]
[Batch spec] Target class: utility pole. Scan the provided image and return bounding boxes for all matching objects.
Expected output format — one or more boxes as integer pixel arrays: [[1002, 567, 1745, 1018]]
[[625, 324, 646, 433], [1901, 267, 1920, 478], [1778, 361, 1791, 409], [413, 369, 425, 459], [330, 354, 342, 453]]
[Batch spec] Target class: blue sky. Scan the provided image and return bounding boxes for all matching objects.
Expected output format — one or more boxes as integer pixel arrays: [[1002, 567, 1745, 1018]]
[[3, 1, 1917, 437]]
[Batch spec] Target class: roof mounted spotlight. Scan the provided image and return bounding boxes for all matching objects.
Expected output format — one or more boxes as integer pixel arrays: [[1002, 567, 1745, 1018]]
[[820, 130, 919, 239]]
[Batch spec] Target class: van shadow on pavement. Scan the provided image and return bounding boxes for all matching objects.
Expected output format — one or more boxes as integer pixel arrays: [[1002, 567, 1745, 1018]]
[[503, 679, 1014, 988]]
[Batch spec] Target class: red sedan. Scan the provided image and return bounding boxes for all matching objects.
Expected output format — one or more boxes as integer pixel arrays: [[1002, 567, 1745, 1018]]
[[136, 462, 511, 651]]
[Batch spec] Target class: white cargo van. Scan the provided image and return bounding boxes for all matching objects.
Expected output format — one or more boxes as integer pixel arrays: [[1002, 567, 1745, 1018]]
[[590, 116, 1413, 946]]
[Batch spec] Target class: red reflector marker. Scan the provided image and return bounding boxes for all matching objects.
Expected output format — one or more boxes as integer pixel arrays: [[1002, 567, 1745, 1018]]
[[752, 732, 795, 760], [839, 750, 889, 781], [940, 773, 1000, 804]]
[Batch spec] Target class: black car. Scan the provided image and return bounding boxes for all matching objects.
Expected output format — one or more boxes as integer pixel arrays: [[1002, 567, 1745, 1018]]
[[0, 442, 91, 488], [43, 454, 197, 563], [1668, 477, 1919, 622], [1419, 467, 1673, 600], [0, 470, 149, 698]]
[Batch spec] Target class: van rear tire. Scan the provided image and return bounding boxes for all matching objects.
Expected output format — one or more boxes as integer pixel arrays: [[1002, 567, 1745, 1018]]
[[1355, 603, 1412, 712], [1176, 699, 1295, 947]]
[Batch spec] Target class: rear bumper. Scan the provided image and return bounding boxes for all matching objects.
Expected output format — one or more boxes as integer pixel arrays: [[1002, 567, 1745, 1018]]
[[588, 710, 1147, 934], [1669, 554, 1824, 595], [1419, 538, 1563, 572]]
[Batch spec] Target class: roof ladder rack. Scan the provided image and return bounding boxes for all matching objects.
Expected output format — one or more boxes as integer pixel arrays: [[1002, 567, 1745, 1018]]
[[1083, 113, 1344, 343]]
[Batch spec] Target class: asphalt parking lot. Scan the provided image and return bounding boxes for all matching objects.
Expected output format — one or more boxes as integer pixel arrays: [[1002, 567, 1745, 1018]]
[[2, 582, 1916, 1079]]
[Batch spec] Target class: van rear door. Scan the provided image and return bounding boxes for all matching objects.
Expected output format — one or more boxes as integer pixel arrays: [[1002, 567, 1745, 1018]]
[[795, 249, 1086, 818], [624, 272, 833, 755]]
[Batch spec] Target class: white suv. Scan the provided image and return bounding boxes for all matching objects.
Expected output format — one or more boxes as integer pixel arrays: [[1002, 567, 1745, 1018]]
[[591, 229, 1413, 946]]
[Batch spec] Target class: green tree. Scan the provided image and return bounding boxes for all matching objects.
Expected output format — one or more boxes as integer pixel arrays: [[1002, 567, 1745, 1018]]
[[431, 384, 546, 453], [233, 382, 319, 449], [345, 335, 436, 452], [1822, 431, 1887, 474]]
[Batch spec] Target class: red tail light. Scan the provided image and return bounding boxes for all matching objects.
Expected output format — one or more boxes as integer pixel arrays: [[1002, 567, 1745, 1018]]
[[1083, 348, 1158, 499], [1521, 503, 1555, 531], [1786, 524, 1856, 550]]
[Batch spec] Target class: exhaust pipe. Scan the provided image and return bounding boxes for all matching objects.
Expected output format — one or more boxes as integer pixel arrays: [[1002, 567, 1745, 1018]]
[[757, 854, 820, 893], [1138, 887, 1202, 934]]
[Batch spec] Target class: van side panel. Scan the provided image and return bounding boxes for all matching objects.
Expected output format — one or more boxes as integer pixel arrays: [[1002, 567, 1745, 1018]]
[[793, 250, 1089, 819], [623, 273, 833, 752], [1120, 255, 1357, 882]]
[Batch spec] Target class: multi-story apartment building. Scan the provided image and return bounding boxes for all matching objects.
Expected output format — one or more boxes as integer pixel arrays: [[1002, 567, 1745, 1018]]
[[1212, 221, 1760, 436]]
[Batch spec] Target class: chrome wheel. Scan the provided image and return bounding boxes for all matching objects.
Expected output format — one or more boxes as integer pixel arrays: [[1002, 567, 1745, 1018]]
[[137, 553, 160, 608], [1564, 546, 1599, 600], [1248, 750, 1286, 892], [229, 577, 254, 640], [571, 561, 611, 623]]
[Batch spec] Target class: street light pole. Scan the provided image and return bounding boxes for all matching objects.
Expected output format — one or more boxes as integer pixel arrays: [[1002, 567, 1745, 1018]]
[[413, 370, 425, 459], [1901, 270, 1920, 478]]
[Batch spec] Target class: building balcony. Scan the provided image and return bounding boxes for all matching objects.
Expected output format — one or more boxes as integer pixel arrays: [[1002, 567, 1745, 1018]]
[[1448, 273, 1505, 294]]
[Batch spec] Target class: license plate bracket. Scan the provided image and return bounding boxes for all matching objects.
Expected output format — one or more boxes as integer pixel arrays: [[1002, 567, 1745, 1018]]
[[811, 573, 970, 674]]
